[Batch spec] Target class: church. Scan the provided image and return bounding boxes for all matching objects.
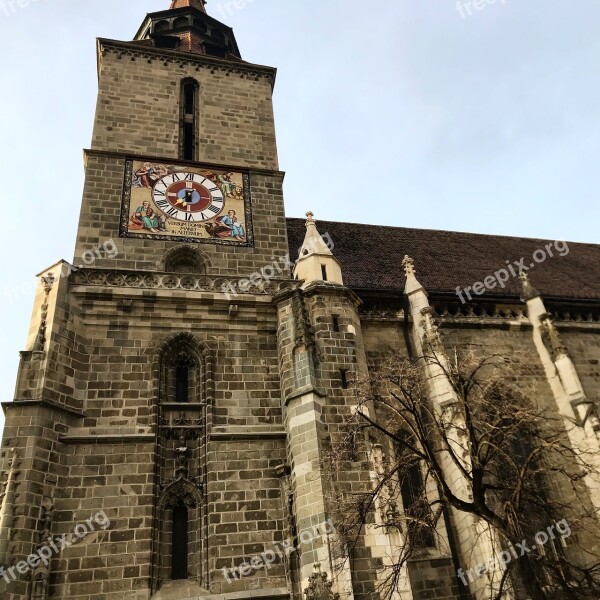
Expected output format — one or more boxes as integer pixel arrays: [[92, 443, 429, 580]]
[[1, 1, 600, 599]]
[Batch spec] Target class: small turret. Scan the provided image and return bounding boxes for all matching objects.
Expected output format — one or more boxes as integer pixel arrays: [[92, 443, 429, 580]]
[[134, 0, 241, 58], [294, 212, 344, 286]]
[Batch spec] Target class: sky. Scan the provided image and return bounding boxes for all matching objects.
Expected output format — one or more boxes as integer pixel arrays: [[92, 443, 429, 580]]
[[0, 0, 599, 434]]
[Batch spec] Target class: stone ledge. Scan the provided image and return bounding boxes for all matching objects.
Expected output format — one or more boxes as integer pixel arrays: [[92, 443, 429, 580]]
[[285, 386, 326, 405], [209, 427, 286, 442], [150, 583, 289, 600], [2, 399, 85, 419], [214, 587, 290, 600], [59, 433, 155, 445]]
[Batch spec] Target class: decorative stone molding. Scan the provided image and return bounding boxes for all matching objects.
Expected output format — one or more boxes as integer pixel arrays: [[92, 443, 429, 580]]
[[291, 290, 315, 352], [0, 449, 19, 566], [35, 273, 55, 351], [540, 313, 570, 360], [98, 39, 277, 88], [304, 564, 340, 600], [70, 268, 293, 296], [431, 301, 528, 321], [29, 498, 53, 600]]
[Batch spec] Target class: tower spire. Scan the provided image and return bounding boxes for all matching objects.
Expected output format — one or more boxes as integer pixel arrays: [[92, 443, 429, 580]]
[[170, 0, 206, 12], [135, 0, 240, 58]]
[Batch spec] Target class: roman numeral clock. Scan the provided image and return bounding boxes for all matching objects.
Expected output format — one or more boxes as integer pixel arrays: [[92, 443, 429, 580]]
[[119, 159, 254, 246]]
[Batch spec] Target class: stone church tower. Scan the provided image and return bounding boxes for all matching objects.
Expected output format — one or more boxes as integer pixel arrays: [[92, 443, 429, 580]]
[[2, 2, 600, 600], [1, 2, 293, 598]]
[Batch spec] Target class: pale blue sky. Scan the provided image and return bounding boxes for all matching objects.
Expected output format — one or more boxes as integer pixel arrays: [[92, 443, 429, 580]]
[[0, 0, 599, 433]]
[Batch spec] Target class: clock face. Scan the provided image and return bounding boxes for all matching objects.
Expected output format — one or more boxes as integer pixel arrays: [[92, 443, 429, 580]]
[[151, 172, 225, 222], [120, 160, 253, 246]]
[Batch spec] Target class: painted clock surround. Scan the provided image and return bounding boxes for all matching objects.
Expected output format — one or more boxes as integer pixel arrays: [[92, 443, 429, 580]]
[[120, 158, 254, 246]]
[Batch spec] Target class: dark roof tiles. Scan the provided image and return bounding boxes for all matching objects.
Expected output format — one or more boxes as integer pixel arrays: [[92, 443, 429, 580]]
[[286, 218, 600, 301]]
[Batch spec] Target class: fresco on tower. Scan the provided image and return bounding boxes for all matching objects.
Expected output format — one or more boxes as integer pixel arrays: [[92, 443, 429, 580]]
[[119, 159, 254, 246]]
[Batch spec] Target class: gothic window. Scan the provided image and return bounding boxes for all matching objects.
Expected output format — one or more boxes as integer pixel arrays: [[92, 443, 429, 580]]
[[175, 363, 190, 403], [180, 79, 199, 161], [162, 351, 198, 404], [397, 432, 436, 549], [160, 336, 207, 405], [156, 487, 203, 590], [171, 503, 189, 580], [154, 333, 214, 592]]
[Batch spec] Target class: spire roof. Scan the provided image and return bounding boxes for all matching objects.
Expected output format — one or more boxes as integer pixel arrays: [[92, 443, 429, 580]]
[[298, 212, 335, 259], [134, 0, 241, 58], [170, 0, 206, 11]]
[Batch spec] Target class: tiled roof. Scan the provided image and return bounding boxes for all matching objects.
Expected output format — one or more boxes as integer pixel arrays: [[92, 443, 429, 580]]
[[286, 218, 600, 301]]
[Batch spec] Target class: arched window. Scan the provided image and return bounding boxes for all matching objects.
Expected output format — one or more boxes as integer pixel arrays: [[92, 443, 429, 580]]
[[158, 332, 214, 406], [162, 352, 197, 405], [180, 79, 199, 160], [396, 432, 436, 549], [153, 333, 214, 594], [175, 363, 190, 404], [164, 246, 206, 274], [171, 503, 189, 580], [156, 484, 202, 590]]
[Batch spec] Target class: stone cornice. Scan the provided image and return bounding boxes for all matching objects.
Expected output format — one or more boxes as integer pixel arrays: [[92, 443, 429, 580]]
[[69, 268, 296, 298], [301, 281, 363, 307], [60, 434, 155, 445], [3, 399, 85, 419], [97, 38, 277, 89], [83, 148, 286, 180], [273, 282, 361, 308], [209, 427, 287, 442]]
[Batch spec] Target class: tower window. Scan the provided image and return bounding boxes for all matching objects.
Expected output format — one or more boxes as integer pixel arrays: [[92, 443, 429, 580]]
[[171, 503, 189, 580], [321, 265, 328, 281], [340, 369, 349, 389], [175, 364, 190, 403], [332, 315, 340, 333], [180, 79, 199, 161]]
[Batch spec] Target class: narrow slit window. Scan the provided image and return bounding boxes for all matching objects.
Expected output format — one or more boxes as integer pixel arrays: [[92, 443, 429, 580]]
[[180, 79, 199, 161], [340, 369, 349, 389], [175, 364, 189, 403], [321, 265, 328, 281], [332, 315, 340, 333], [171, 504, 189, 580]]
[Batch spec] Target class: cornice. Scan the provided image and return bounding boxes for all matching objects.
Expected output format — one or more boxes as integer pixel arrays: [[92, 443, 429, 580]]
[[3, 399, 85, 419], [60, 434, 155, 445], [97, 38, 277, 89], [83, 148, 286, 179], [69, 268, 296, 298]]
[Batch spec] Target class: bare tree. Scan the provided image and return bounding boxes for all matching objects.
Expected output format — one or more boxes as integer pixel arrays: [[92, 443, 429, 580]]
[[326, 346, 600, 600]]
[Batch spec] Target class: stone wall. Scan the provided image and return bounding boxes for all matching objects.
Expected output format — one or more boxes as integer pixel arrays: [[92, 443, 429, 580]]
[[93, 41, 279, 171]]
